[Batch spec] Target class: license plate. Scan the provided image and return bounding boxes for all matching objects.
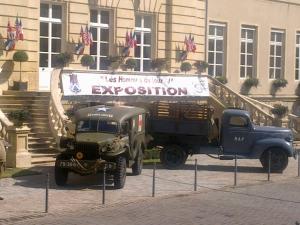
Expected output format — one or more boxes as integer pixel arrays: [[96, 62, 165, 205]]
[[59, 161, 79, 168], [58, 160, 115, 170]]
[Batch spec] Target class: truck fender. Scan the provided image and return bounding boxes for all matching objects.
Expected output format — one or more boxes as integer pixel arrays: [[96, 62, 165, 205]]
[[250, 138, 293, 158]]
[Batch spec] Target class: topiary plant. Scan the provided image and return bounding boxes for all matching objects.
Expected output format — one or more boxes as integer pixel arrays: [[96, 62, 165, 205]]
[[13, 51, 28, 83], [272, 78, 288, 89], [107, 56, 124, 72], [243, 78, 259, 88], [8, 109, 30, 127], [125, 58, 137, 71], [193, 60, 209, 74], [271, 104, 288, 118], [54, 52, 73, 68], [180, 61, 192, 74], [215, 76, 228, 84], [80, 55, 95, 69]]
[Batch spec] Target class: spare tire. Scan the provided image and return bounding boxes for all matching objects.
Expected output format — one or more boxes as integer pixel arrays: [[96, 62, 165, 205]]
[[160, 145, 187, 169]]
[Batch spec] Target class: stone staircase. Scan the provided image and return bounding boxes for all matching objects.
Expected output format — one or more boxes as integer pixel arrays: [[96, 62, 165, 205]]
[[0, 90, 59, 164]]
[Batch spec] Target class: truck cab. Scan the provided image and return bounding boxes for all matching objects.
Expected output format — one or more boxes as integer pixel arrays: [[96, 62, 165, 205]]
[[55, 105, 147, 189]]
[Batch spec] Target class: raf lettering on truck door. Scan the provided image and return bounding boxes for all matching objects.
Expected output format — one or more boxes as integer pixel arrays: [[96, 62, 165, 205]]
[[222, 115, 254, 155]]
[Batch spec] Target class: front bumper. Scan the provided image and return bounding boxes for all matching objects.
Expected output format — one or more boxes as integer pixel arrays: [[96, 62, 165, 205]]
[[57, 158, 116, 174]]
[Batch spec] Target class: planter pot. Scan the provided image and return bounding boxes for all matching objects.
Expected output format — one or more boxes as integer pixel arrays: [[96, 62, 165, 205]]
[[13, 81, 28, 91]]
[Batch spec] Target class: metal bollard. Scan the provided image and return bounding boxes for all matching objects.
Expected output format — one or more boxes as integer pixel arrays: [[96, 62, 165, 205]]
[[194, 159, 197, 191], [268, 151, 271, 181], [152, 162, 156, 197], [45, 173, 49, 213], [234, 155, 237, 186], [298, 149, 300, 177], [102, 165, 106, 205]]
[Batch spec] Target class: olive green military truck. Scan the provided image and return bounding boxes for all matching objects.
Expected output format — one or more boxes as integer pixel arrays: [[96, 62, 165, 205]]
[[55, 105, 147, 189]]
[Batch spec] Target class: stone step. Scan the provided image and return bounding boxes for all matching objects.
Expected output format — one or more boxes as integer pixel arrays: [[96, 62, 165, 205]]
[[29, 132, 54, 138], [29, 142, 56, 149], [0, 98, 49, 104], [3, 90, 50, 97], [31, 155, 57, 165], [28, 146, 58, 153]]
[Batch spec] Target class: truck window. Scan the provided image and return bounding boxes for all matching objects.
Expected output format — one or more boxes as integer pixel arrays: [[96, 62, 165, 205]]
[[77, 120, 118, 133], [229, 116, 248, 127]]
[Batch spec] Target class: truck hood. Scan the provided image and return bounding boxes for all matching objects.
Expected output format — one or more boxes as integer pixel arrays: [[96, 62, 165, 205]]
[[75, 133, 117, 144], [253, 125, 293, 140]]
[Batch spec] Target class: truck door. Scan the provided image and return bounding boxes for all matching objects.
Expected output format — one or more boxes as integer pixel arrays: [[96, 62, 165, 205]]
[[221, 115, 254, 156]]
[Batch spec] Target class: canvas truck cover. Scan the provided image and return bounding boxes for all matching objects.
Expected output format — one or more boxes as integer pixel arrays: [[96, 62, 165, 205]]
[[61, 71, 209, 101]]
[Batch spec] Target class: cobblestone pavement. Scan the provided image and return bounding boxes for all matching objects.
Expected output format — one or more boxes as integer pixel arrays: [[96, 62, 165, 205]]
[[0, 155, 299, 224]]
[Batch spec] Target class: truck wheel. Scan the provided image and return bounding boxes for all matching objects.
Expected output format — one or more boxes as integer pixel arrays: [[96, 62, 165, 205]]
[[160, 145, 187, 169], [55, 155, 69, 186], [114, 156, 127, 189], [132, 144, 143, 175], [260, 148, 288, 173]]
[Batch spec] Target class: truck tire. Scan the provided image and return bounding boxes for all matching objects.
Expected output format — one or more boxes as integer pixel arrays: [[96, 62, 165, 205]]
[[260, 148, 288, 173], [132, 144, 143, 175], [55, 155, 69, 186], [114, 156, 127, 189], [160, 145, 187, 169]]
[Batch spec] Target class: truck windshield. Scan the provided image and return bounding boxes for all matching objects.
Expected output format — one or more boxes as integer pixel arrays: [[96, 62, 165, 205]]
[[77, 120, 118, 133]]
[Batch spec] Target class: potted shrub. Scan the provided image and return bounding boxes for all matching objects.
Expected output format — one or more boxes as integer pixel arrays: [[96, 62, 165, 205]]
[[8, 109, 30, 127], [193, 60, 209, 74], [180, 61, 192, 74], [271, 78, 288, 95], [12, 50, 29, 91], [215, 76, 228, 84], [125, 58, 137, 71], [151, 58, 168, 73], [241, 77, 259, 95], [80, 55, 95, 70], [54, 52, 73, 68], [271, 104, 288, 118], [107, 56, 124, 72]]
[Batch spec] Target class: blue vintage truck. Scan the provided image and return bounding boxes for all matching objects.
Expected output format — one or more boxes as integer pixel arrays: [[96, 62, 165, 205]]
[[147, 102, 296, 172]]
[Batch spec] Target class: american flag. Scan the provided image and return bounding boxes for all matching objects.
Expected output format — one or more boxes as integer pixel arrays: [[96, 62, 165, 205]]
[[5, 20, 16, 51], [15, 17, 24, 41], [82, 25, 93, 46], [185, 34, 196, 53]]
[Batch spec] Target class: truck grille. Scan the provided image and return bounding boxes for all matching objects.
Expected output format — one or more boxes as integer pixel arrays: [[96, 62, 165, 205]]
[[75, 142, 99, 160]]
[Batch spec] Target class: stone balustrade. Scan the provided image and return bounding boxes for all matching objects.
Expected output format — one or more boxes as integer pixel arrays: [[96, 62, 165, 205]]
[[48, 69, 70, 146], [0, 109, 13, 141]]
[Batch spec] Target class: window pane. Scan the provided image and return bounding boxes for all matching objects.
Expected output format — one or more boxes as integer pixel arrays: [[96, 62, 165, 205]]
[[247, 30, 254, 40], [276, 46, 282, 56], [100, 29, 109, 42], [101, 11, 109, 24], [271, 32, 276, 42], [135, 15, 142, 27], [216, 40, 223, 51], [208, 65, 214, 75], [270, 57, 274, 67], [51, 54, 57, 67], [40, 38, 48, 52], [247, 67, 253, 77], [209, 26, 215, 35], [247, 43, 253, 53], [216, 66, 223, 76], [143, 47, 151, 58], [276, 33, 283, 42], [136, 33, 141, 44], [100, 43, 109, 56], [143, 60, 151, 71], [144, 16, 152, 28], [40, 22, 48, 36], [296, 59, 299, 69], [134, 60, 141, 71], [135, 46, 141, 57], [241, 29, 246, 39], [275, 69, 281, 79], [40, 3, 49, 17], [276, 57, 281, 67], [269, 68, 274, 78], [90, 56, 97, 69], [297, 35, 300, 44], [296, 49, 299, 58], [39, 53, 48, 67], [270, 45, 275, 55], [241, 54, 245, 65], [90, 43, 97, 55], [216, 53, 223, 64], [91, 27, 97, 40], [51, 39, 61, 53], [241, 42, 245, 53], [90, 10, 98, 23], [144, 33, 151, 45], [52, 23, 61, 37], [209, 39, 215, 51], [296, 70, 299, 80], [240, 66, 245, 78], [247, 55, 253, 66], [216, 27, 224, 36], [100, 57, 109, 70], [52, 5, 62, 19], [208, 52, 214, 64]]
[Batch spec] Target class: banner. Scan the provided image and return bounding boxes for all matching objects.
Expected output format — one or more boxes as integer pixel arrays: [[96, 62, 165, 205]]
[[61, 72, 209, 97]]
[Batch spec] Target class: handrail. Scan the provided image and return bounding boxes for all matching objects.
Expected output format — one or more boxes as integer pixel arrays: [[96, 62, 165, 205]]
[[204, 75, 275, 126], [0, 109, 13, 141], [48, 69, 70, 144]]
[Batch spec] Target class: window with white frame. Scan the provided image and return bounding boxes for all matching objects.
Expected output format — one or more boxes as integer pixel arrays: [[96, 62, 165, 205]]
[[134, 15, 152, 72], [39, 3, 62, 68], [208, 23, 226, 77], [269, 29, 285, 79], [90, 10, 110, 70], [240, 26, 256, 78], [295, 32, 300, 80]]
